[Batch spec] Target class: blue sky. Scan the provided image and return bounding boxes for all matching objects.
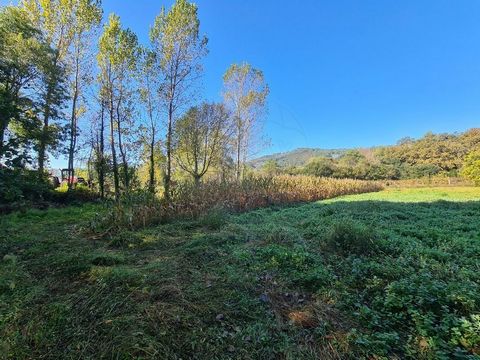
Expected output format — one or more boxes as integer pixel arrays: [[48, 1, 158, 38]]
[[101, 0, 480, 154], [3, 0, 480, 164]]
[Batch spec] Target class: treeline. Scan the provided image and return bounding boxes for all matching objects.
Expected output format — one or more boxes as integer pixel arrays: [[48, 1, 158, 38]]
[[0, 0, 269, 203], [261, 129, 480, 182]]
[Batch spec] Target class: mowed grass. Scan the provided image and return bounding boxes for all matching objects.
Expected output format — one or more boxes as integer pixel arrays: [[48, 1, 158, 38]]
[[1, 187, 480, 359], [327, 186, 480, 203]]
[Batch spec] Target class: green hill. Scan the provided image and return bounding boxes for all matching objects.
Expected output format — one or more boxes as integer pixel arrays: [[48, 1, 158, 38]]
[[250, 148, 349, 169]]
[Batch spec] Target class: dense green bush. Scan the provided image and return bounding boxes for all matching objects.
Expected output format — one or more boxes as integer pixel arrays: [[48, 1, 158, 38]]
[[0, 169, 99, 212], [322, 220, 380, 256], [0, 169, 53, 205]]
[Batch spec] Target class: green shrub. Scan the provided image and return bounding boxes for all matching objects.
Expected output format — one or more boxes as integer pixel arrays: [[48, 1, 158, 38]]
[[198, 206, 228, 230], [0, 168, 52, 205], [89, 190, 165, 234], [323, 220, 380, 256], [450, 315, 480, 355]]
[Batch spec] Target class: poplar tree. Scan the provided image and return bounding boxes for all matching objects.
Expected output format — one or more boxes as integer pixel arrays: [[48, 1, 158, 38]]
[[97, 13, 138, 199], [223, 63, 269, 180], [150, 0, 208, 200]]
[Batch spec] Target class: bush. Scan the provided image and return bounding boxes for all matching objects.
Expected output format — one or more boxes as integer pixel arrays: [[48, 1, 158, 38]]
[[323, 220, 380, 256], [0, 169, 99, 212], [461, 150, 480, 185], [198, 206, 228, 230], [89, 190, 165, 235], [0, 168, 53, 205]]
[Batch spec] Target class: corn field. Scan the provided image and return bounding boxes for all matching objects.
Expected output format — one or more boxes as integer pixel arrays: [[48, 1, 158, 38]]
[[91, 175, 383, 233]]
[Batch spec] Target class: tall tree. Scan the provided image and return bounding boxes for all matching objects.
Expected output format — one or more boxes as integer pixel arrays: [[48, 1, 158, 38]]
[[223, 63, 269, 180], [97, 13, 138, 199], [150, 0, 208, 200], [174, 102, 229, 185], [1, 6, 67, 168], [65, 2, 102, 189], [21, 0, 102, 176], [138, 49, 160, 193], [0, 6, 43, 163]]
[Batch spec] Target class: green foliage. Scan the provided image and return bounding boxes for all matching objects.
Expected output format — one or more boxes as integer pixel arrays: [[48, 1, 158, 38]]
[[304, 157, 336, 177], [174, 103, 230, 183], [461, 150, 480, 185], [223, 62, 269, 179], [261, 159, 282, 176], [322, 220, 380, 256], [1, 188, 480, 358], [255, 129, 480, 182], [0, 6, 65, 166], [198, 206, 228, 230], [0, 168, 52, 206]]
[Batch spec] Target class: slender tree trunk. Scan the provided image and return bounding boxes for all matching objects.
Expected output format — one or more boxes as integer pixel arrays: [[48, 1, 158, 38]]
[[149, 136, 155, 193], [98, 100, 105, 199], [38, 96, 51, 176], [235, 120, 242, 181], [164, 103, 173, 201], [145, 89, 156, 193], [109, 89, 120, 200], [117, 120, 129, 190], [38, 53, 60, 177], [0, 85, 10, 158], [115, 103, 129, 190], [0, 125, 5, 158], [67, 51, 81, 190]]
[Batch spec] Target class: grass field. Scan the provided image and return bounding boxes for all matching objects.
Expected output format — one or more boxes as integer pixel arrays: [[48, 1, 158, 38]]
[[1, 187, 480, 359]]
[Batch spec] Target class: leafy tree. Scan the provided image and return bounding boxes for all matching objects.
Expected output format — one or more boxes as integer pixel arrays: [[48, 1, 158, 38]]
[[97, 13, 139, 199], [303, 157, 335, 177], [461, 150, 480, 185], [0, 6, 66, 168], [261, 159, 282, 176], [150, 0, 208, 199], [65, 1, 102, 189], [223, 63, 269, 180], [138, 49, 161, 193], [21, 0, 90, 175], [174, 103, 229, 185]]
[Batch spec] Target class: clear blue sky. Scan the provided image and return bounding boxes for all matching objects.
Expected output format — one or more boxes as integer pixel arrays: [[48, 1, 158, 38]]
[[101, 0, 480, 155], [3, 0, 480, 161]]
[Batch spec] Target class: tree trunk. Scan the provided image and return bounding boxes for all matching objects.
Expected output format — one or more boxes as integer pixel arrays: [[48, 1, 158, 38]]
[[38, 54, 59, 177], [0, 124, 5, 158], [114, 87, 130, 191], [67, 53, 80, 190], [98, 100, 105, 199], [164, 104, 173, 201], [109, 91, 120, 200], [149, 137, 155, 193], [235, 122, 242, 181], [38, 99, 50, 176], [194, 174, 201, 187]]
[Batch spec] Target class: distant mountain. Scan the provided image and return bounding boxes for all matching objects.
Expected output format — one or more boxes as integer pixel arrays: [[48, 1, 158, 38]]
[[249, 148, 350, 169]]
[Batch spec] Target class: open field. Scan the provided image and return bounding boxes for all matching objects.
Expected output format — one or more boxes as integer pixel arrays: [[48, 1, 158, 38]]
[[1, 187, 480, 359]]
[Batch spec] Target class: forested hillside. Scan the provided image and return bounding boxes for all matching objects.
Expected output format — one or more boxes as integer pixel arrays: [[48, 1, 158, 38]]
[[256, 128, 480, 180]]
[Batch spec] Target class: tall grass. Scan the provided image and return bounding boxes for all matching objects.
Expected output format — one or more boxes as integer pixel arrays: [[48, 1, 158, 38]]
[[90, 175, 383, 234]]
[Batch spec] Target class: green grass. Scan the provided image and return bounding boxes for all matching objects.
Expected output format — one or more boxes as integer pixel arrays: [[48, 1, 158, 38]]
[[1, 188, 480, 359], [326, 186, 480, 203]]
